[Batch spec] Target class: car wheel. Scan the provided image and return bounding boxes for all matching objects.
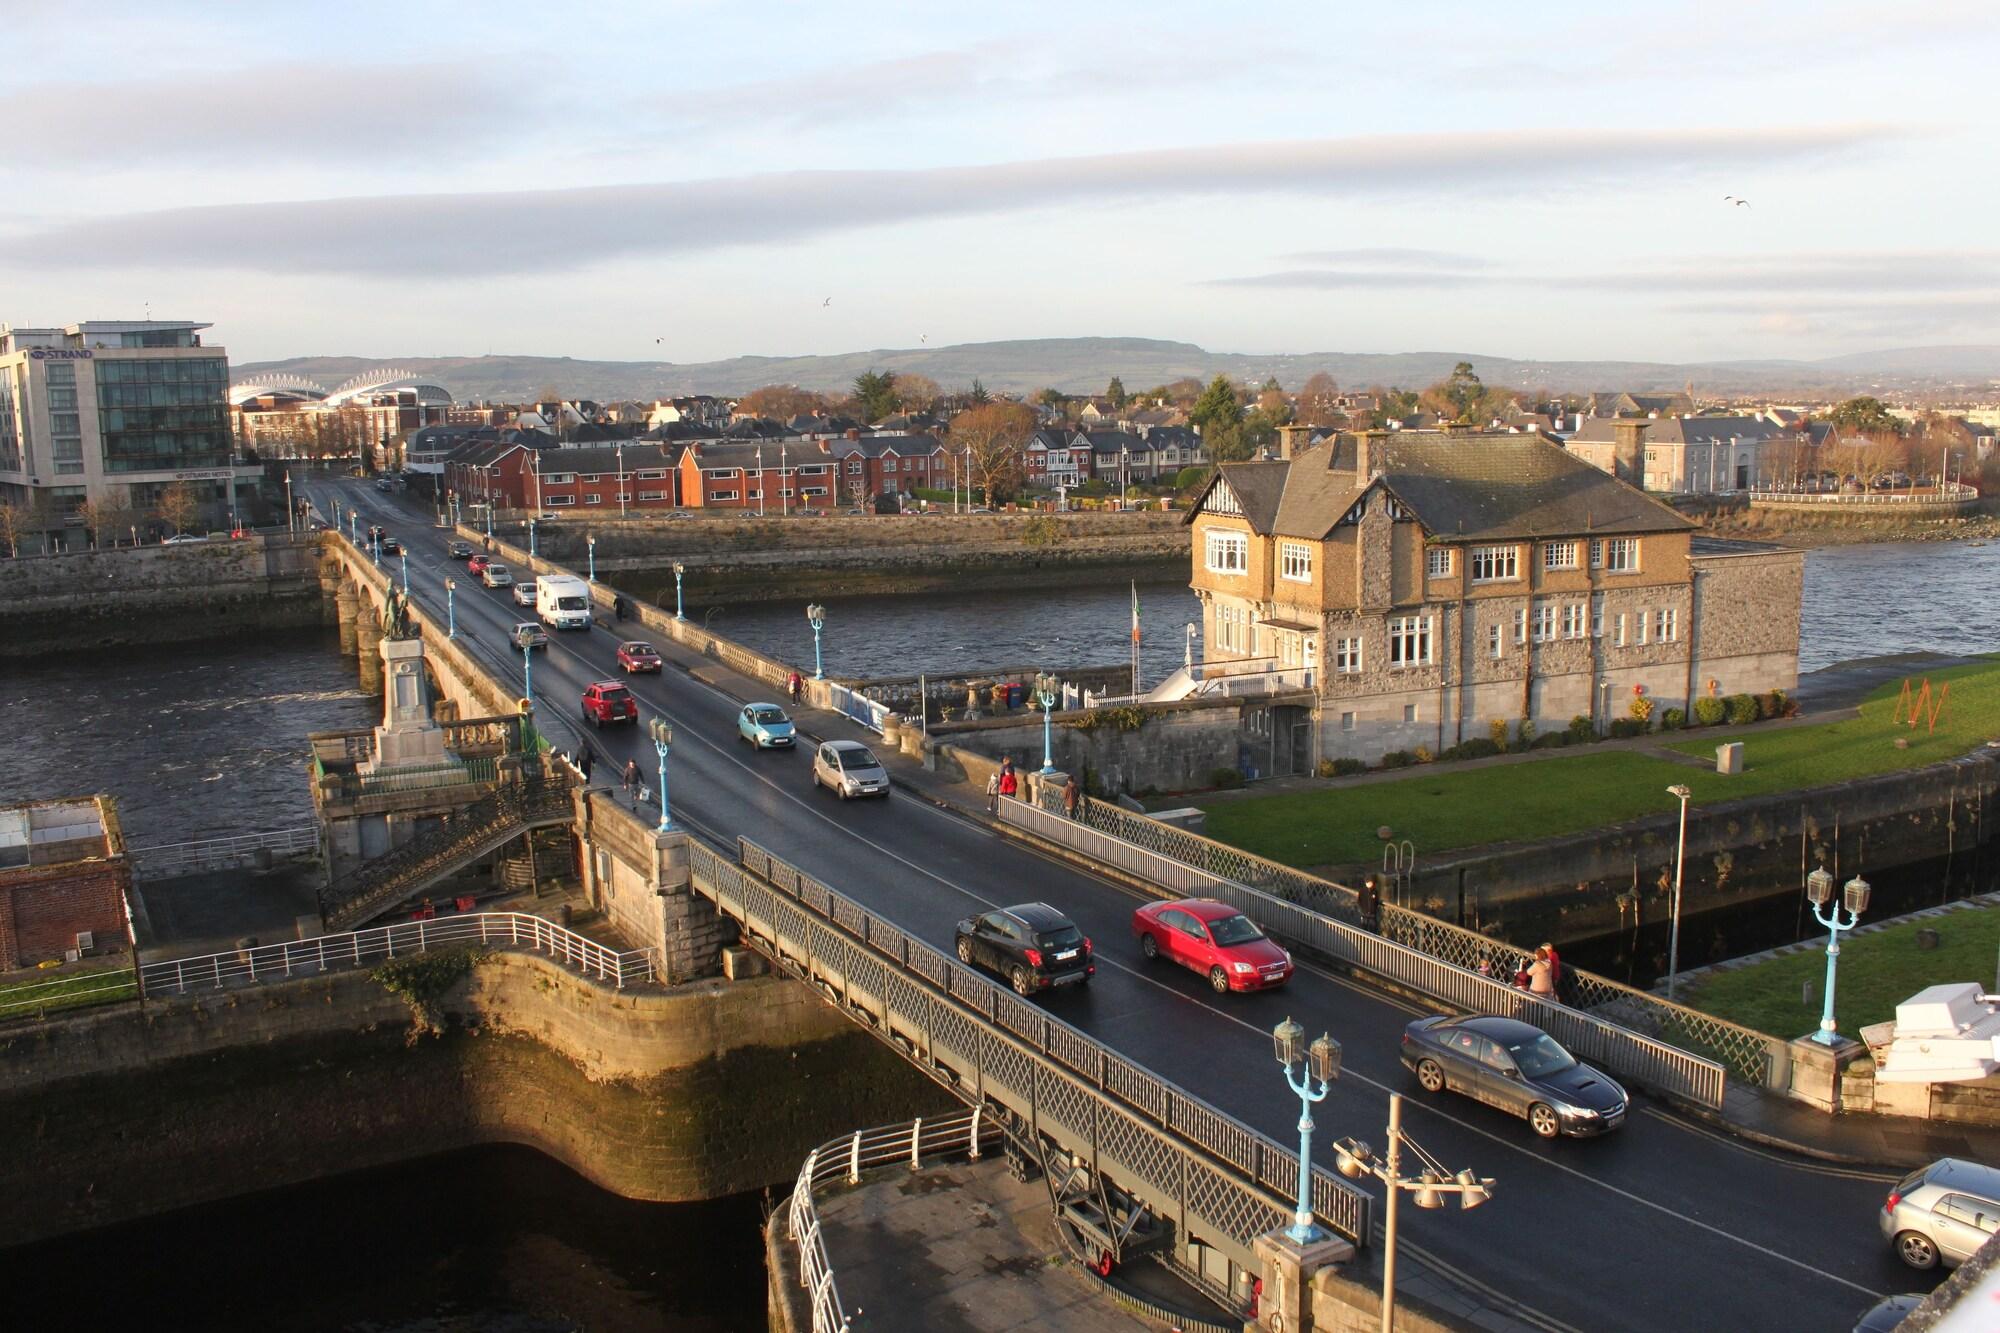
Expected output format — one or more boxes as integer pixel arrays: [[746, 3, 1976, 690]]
[[1528, 1103, 1561, 1139], [1011, 967, 1033, 996], [1416, 1059, 1446, 1094], [1896, 1230, 1941, 1270], [956, 937, 974, 964], [1208, 967, 1230, 994], [1139, 934, 1159, 961], [837, 786, 849, 801]]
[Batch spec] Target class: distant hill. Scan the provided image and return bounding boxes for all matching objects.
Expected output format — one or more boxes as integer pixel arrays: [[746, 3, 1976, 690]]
[[232, 337, 2000, 403]]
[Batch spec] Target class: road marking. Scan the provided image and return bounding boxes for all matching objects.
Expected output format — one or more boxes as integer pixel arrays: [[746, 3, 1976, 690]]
[[1637, 1105, 1902, 1180]]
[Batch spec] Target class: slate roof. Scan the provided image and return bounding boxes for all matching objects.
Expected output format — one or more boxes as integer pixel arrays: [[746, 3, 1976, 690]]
[[1078, 430, 1147, 457], [1569, 416, 1791, 446], [537, 442, 680, 475]]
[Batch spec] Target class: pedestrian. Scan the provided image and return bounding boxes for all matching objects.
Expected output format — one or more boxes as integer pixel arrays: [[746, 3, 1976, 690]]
[[1476, 957, 1495, 979], [1062, 773, 1080, 820], [1527, 946, 1557, 1000], [1511, 957, 1533, 990], [985, 769, 1001, 813], [1357, 877, 1381, 934], [998, 757, 1018, 804], [1540, 940, 1563, 995], [578, 746, 593, 781], [788, 670, 803, 705], [623, 758, 639, 804]]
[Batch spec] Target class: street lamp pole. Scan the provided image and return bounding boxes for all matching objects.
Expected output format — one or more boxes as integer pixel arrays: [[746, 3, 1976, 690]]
[[1272, 1018, 1340, 1244], [522, 639, 533, 707], [781, 440, 790, 517], [283, 471, 295, 534], [1035, 672, 1059, 774], [618, 443, 627, 519], [1805, 869, 1871, 1044], [673, 561, 686, 620], [806, 603, 826, 680], [1666, 784, 1692, 1000], [756, 445, 766, 518], [587, 534, 597, 584], [1185, 622, 1197, 673], [349, 512, 358, 544], [649, 718, 674, 832], [399, 550, 409, 595], [529, 517, 537, 558], [446, 578, 457, 638]]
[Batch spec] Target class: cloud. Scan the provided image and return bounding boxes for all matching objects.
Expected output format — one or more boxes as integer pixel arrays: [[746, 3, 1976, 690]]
[[1585, 251, 2000, 294], [1276, 248, 1490, 270], [1206, 268, 1500, 290], [9, 123, 1904, 278]]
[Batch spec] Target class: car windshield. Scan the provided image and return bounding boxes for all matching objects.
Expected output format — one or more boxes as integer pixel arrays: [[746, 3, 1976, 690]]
[[626, 644, 655, 656], [838, 747, 880, 769], [556, 596, 587, 610], [1037, 925, 1084, 950], [1208, 914, 1263, 946], [488, 564, 508, 575], [1505, 1033, 1576, 1079], [750, 707, 788, 724]]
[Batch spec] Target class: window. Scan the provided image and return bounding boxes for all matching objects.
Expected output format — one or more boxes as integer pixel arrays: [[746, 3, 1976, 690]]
[[1591, 594, 1604, 638], [636, 469, 667, 480], [802, 486, 829, 497], [546, 495, 575, 506], [702, 468, 737, 480], [544, 472, 576, 484], [1589, 539, 1603, 569], [1205, 530, 1248, 574], [584, 494, 604, 504], [1487, 624, 1502, 659], [615, 492, 632, 503], [1656, 608, 1678, 642], [801, 464, 829, 476], [708, 489, 739, 501], [1513, 608, 1528, 645], [1334, 637, 1363, 674], [1543, 541, 1579, 571], [1426, 547, 1453, 578], [581, 473, 603, 482], [1614, 613, 1627, 647], [1468, 545, 1518, 582], [1340, 711, 1356, 732], [1563, 603, 1586, 639], [1403, 704, 1419, 723], [1604, 538, 1640, 572], [1215, 604, 1249, 652], [1636, 610, 1650, 645], [638, 490, 668, 501], [1388, 615, 1432, 667], [1280, 541, 1312, 582], [847, 460, 863, 473], [1532, 603, 1556, 642]]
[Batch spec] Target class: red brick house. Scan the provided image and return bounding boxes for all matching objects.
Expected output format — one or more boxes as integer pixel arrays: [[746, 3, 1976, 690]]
[[676, 439, 841, 511], [0, 797, 132, 971]]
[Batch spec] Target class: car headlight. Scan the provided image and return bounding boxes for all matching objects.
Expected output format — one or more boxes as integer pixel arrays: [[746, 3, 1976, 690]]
[[1562, 1105, 1600, 1120], [1231, 962, 1255, 974]]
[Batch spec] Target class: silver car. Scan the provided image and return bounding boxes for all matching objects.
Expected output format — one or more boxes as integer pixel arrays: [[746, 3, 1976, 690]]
[[510, 622, 548, 651], [811, 740, 889, 799], [1881, 1157, 2000, 1269], [513, 578, 537, 607]]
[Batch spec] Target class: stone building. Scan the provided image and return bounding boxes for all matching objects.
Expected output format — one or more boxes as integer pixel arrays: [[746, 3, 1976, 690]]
[[0, 796, 131, 971], [1185, 430, 1803, 763]]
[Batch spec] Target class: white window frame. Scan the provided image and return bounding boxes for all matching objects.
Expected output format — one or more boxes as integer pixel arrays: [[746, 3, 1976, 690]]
[[1513, 608, 1528, 645], [1532, 604, 1556, 643], [1589, 539, 1604, 569], [1340, 711, 1356, 732], [1637, 609, 1651, 644], [1205, 529, 1249, 575], [1604, 538, 1640, 573], [546, 494, 575, 507], [1543, 541, 1579, 571], [1657, 608, 1678, 642], [1614, 612, 1627, 647], [708, 489, 740, 501], [702, 468, 737, 480], [636, 469, 667, 480], [1426, 547, 1453, 578], [584, 494, 604, 505], [544, 472, 576, 485], [581, 473, 603, 482], [802, 485, 829, 497], [1334, 637, 1363, 674], [1280, 541, 1313, 583], [637, 490, 668, 501], [1591, 595, 1604, 639], [1468, 545, 1518, 583], [1563, 603, 1586, 639], [1387, 615, 1433, 667], [1487, 624, 1502, 659]]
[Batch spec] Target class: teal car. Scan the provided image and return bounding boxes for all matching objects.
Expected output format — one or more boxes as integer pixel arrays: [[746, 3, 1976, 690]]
[[737, 703, 796, 749]]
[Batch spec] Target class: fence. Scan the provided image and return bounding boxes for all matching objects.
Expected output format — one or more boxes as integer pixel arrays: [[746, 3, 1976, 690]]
[[1747, 483, 1978, 505], [825, 682, 891, 734], [1003, 795, 1748, 1107], [698, 835, 1371, 1292], [788, 1109, 1004, 1333], [126, 826, 319, 879]]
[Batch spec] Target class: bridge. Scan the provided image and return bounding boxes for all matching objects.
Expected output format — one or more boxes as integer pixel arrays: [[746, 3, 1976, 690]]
[[304, 476, 1916, 1333]]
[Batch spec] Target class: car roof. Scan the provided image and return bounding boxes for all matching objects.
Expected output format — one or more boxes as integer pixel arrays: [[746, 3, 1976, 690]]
[[1926, 1158, 2000, 1196], [589, 680, 627, 691], [827, 739, 874, 754], [1002, 902, 1075, 930], [514, 622, 540, 631], [620, 641, 655, 650], [1456, 1015, 1548, 1044], [1166, 898, 1242, 922]]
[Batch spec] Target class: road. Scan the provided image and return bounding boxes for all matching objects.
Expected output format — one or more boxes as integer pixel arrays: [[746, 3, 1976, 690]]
[[315, 479, 1934, 1332]]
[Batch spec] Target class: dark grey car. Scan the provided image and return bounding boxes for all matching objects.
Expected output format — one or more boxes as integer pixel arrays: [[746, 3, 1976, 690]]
[[1400, 1014, 1628, 1139]]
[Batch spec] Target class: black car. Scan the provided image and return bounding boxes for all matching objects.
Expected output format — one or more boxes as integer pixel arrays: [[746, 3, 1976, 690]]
[[1400, 1014, 1628, 1139], [378, 535, 401, 555], [954, 903, 1094, 995], [447, 540, 474, 559]]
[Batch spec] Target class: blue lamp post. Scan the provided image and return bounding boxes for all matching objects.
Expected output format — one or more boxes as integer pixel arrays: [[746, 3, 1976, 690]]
[[1805, 868, 1871, 1045], [588, 534, 597, 584], [529, 518, 537, 558], [370, 530, 380, 566], [349, 512, 358, 544], [521, 638, 533, 706], [445, 578, 457, 639], [1272, 1018, 1340, 1245], [399, 550, 409, 594], [648, 718, 674, 832], [806, 602, 826, 680], [1035, 672, 1059, 774], [673, 561, 686, 621]]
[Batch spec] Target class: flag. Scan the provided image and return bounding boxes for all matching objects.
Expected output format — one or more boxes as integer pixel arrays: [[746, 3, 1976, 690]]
[[1130, 581, 1141, 644]]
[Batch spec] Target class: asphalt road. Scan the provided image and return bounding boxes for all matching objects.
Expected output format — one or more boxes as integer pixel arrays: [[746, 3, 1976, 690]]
[[315, 479, 1938, 1333]]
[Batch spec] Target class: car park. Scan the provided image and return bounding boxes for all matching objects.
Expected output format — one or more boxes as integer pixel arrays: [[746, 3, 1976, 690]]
[[512, 578, 538, 607], [1881, 1158, 2000, 1269], [737, 703, 795, 748], [447, 540, 474, 559], [580, 681, 638, 728], [616, 641, 663, 673], [510, 622, 548, 651], [466, 554, 491, 575], [481, 562, 514, 588], [1401, 1014, 1628, 1139], [1131, 898, 1292, 993], [811, 740, 889, 799], [954, 903, 1094, 994]]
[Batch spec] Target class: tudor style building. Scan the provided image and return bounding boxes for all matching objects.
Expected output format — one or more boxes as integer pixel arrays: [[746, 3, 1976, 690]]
[[1186, 430, 1803, 763]]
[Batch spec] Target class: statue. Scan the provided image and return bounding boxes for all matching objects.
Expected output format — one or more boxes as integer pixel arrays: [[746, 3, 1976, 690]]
[[381, 589, 417, 640]]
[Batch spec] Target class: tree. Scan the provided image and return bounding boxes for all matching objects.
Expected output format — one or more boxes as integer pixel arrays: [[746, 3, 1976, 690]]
[[1105, 376, 1128, 409], [894, 373, 941, 413], [1421, 361, 1487, 425], [950, 401, 1036, 503], [845, 471, 872, 510], [1190, 375, 1242, 437], [739, 384, 825, 420], [1256, 378, 1292, 424], [1034, 386, 1065, 410], [0, 498, 24, 557], [970, 378, 992, 405], [852, 369, 900, 423], [1162, 377, 1205, 407], [156, 482, 202, 537], [75, 497, 115, 549], [1830, 396, 1900, 436], [1298, 372, 1340, 426]]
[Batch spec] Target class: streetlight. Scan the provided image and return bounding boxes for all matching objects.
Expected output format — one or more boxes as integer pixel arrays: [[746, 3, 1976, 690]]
[[1035, 672, 1059, 774], [1334, 1095, 1493, 1333], [673, 561, 687, 620], [349, 512, 358, 544], [587, 534, 597, 583], [1185, 621, 1197, 673], [370, 530, 380, 566], [445, 578, 457, 638], [1666, 784, 1692, 1000], [283, 471, 295, 534], [399, 549, 409, 594], [521, 637, 533, 706], [617, 442, 627, 519], [1805, 869, 1871, 1045], [806, 603, 826, 680], [529, 517, 537, 557], [756, 445, 766, 518], [649, 718, 674, 832], [1272, 1018, 1341, 1244]]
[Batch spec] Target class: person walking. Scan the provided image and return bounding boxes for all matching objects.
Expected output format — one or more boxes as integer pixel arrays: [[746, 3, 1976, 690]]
[[788, 670, 803, 706], [985, 769, 1001, 813], [1526, 946, 1557, 1000], [622, 758, 639, 805], [1062, 773, 1080, 820], [1541, 941, 1565, 1002], [1357, 877, 1381, 934], [577, 746, 593, 782], [997, 757, 1019, 805]]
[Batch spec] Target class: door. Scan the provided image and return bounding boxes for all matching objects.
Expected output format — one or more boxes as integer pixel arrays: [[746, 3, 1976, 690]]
[[1476, 1037, 1534, 1116], [1441, 1028, 1484, 1094], [1735, 462, 1750, 490], [1934, 1195, 2000, 1263]]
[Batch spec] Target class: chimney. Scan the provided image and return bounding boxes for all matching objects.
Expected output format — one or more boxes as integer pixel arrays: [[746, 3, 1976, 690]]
[[1356, 430, 1388, 481], [1612, 420, 1649, 486], [845, 428, 860, 441], [1276, 424, 1312, 460]]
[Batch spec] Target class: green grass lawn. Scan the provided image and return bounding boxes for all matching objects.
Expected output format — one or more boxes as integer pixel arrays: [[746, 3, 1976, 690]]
[[0, 967, 138, 1019], [1679, 903, 2000, 1039], [1195, 657, 2000, 869]]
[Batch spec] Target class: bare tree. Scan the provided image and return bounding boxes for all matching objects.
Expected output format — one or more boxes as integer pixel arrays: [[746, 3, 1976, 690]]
[[845, 471, 871, 510], [739, 385, 827, 420], [0, 498, 24, 557], [949, 402, 1036, 504], [75, 497, 115, 549], [1298, 372, 1340, 426], [156, 482, 202, 537], [892, 374, 941, 413]]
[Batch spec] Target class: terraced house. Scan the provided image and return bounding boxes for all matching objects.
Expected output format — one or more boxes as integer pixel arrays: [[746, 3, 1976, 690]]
[[1186, 430, 1803, 763]]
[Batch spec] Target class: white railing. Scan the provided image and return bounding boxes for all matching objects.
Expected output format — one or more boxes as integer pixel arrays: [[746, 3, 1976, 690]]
[[1748, 483, 1977, 505], [126, 826, 319, 878], [788, 1110, 1002, 1333]]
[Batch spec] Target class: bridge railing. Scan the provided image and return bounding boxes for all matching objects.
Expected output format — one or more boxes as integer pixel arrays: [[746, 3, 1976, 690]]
[[126, 826, 319, 879], [702, 836, 1371, 1294], [1004, 796, 1742, 1108], [788, 1109, 1004, 1333]]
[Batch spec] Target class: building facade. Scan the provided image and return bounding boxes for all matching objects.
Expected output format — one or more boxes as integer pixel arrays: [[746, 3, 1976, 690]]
[[1186, 431, 1803, 763], [0, 796, 131, 972], [1567, 416, 1801, 494]]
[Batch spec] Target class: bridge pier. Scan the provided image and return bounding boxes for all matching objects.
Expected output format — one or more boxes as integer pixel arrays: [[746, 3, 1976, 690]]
[[355, 611, 382, 695], [576, 792, 729, 983], [1254, 1230, 1356, 1333], [334, 583, 359, 657]]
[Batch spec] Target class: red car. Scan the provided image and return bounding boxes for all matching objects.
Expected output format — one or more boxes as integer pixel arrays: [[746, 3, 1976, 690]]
[[616, 640, 663, 673], [466, 554, 491, 575], [580, 681, 638, 728], [1132, 898, 1293, 993]]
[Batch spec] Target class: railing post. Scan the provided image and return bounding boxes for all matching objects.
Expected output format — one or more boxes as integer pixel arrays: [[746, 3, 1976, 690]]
[[968, 1104, 983, 1160], [418, 919, 428, 953], [909, 1116, 923, 1170], [848, 1130, 862, 1186], [176, 961, 185, 994]]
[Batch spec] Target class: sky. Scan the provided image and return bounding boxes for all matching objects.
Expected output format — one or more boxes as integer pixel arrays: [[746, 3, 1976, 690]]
[[2, 0, 1996, 370]]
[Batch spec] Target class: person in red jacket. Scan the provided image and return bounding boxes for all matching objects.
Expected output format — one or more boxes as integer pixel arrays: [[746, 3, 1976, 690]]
[[997, 756, 1019, 803]]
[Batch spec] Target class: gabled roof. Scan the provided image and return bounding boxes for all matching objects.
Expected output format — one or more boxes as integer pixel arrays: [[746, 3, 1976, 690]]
[[1187, 461, 1289, 530], [1077, 429, 1146, 456], [1569, 416, 1790, 446]]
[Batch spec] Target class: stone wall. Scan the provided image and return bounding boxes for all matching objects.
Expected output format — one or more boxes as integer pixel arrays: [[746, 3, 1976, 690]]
[[0, 953, 949, 1246], [1690, 546, 1804, 700], [929, 694, 1285, 795]]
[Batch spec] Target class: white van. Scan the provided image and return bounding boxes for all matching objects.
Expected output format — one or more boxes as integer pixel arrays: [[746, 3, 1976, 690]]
[[536, 574, 593, 630]]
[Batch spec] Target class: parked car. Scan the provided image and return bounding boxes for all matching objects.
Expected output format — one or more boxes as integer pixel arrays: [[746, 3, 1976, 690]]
[[447, 540, 474, 559], [737, 703, 795, 749], [616, 640, 663, 673], [1131, 898, 1292, 993], [162, 533, 208, 545], [481, 562, 514, 588], [510, 622, 548, 651], [1401, 1014, 1628, 1139], [467, 554, 491, 575], [811, 739, 889, 799], [1852, 1295, 1925, 1332], [1881, 1158, 2000, 1269], [512, 578, 538, 607], [580, 681, 638, 728], [955, 903, 1094, 994]]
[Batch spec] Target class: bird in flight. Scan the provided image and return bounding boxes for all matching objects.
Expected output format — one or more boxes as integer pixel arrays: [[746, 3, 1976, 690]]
[[1723, 195, 1750, 207], [822, 297, 832, 307], [920, 334, 928, 343]]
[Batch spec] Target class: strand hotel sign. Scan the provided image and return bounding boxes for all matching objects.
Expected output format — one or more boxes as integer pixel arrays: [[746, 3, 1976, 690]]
[[27, 348, 93, 360]]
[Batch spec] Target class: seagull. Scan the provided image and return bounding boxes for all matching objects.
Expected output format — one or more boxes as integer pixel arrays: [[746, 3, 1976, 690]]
[[920, 334, 928, 343], [1724, 195, 1750, 207], [823, 297, 832, 307]]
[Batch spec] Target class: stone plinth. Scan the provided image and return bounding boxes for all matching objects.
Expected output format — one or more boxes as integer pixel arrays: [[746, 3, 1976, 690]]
[[362, 636, 447, 771], [1255, 1227, 1357, 1332], [1787, 1033, 1867, 1112]]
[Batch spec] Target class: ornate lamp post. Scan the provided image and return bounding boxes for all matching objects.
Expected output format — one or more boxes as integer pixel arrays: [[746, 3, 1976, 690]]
[[529, 517, 537, 557], [648, 717, 674, 832], [806, 602, 826, 679], [673, 561, 687, 620], [1272, 1018, 1341, 1245], [587, 534, 597, 584], [1335, 1096, 1494, 1333], [1035, 672, 1059, 774], [370, 529, 380, 566], [348, 512, 358, 544], [521, 638, 533, 706], [1185, 621, 1198, 673], [398, 549, 409, 594], [1805, 868, 1870, 1044], [445, 578, 457, 639], [1666, 784, 1692, 999]]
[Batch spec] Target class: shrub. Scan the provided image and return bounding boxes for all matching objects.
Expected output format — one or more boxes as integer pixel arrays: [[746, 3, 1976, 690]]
[[1317, 759, 1337, 778], [1454, 737, 1503, 760], [1378, 750, 1415, 770], [1756, 689, 1785, 720], [1726, 692, 1760, 725], [1630, 694, 1655, 722], [1660, 707, 1686, 730], [1608, 717, 1650, 739], [1020, 514, 1064, 547], [1413, 745, 1434, 764], [1515, 718, 1536, 749], [1566, 715, 1595, 743], [1531, 730, 1573, 749], [1488, 718, 1511, 751], [1332, 757, 1368, 776], [1208, 766, 1244, 789], [1693, 696, 1727, 726]]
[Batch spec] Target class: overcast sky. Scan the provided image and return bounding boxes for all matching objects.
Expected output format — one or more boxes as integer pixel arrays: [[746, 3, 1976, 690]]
[[3, 0, 1994, 368]]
